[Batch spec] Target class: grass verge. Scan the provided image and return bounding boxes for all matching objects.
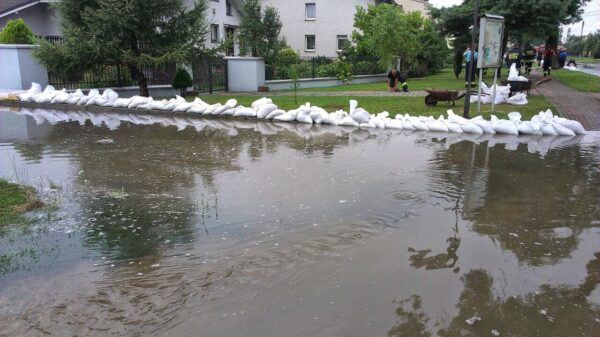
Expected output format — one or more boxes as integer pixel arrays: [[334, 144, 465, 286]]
[[0, 179, 43, 225], [550, 69, 600, 92], [195, 94, 555, 121]]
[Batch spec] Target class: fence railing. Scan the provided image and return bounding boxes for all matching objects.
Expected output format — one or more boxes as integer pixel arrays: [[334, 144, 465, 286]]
[[48, 57, 227, 93], [36, 36, 64, 45], [266, 56, 385, 81]]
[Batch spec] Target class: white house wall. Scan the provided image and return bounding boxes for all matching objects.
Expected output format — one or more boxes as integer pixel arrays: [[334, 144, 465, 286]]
[[261, 0, 373, 57], [185, 0, 242, 55]]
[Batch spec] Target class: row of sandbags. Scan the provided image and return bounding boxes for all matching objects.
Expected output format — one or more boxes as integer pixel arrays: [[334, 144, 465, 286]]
[[13, 83, 586, 136]]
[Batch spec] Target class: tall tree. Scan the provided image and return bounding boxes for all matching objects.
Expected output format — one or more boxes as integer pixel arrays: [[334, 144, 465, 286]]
[[34, 0, 208, 96], [238, 0, 284, 66]]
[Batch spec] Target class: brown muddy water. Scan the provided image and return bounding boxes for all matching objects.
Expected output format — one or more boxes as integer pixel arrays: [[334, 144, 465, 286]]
[[0, 107, 599, 337]]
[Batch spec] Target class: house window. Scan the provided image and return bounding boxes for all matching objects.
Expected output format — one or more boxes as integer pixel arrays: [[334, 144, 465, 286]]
[[305, 35, 315, 51], [337, 35, 348, 51], [226, 0, 232, 16], [211, 24, 219, 43], [305, 3, 316, 20]]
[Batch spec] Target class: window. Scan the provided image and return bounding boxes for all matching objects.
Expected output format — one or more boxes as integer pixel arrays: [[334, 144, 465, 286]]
[[226, 0, 232, 16], [305, 35, 315, 51], [305, 3, 316, 20], [337, 35, 348, 51], [211, 24, 219, 43]]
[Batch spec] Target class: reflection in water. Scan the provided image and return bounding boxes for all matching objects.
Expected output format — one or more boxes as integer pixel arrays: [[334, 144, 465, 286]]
[[0, 107, 599, 337]]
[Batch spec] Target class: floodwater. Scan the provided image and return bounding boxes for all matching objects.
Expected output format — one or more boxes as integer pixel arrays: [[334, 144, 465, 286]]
[[1, 107, 599, 337]]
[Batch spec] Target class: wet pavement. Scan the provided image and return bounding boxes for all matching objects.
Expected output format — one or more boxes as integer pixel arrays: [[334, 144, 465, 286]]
[[1, 107, 599, 337]]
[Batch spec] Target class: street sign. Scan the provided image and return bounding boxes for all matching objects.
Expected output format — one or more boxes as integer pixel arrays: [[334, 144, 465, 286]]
[[477, 15, 504, 69]]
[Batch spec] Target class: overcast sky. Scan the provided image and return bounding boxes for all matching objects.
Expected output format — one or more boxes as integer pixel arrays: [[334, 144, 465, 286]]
[[428, 0, 600, 36]]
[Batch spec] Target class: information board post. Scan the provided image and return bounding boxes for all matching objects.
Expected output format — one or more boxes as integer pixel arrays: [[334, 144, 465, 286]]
[[477, 15, 505, 115]]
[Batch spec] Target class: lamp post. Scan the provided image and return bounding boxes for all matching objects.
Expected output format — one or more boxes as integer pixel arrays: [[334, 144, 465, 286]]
[[463, 0, 480, 119]]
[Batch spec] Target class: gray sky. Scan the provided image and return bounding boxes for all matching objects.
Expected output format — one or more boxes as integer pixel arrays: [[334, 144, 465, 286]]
[[428, 0, 600, 36]]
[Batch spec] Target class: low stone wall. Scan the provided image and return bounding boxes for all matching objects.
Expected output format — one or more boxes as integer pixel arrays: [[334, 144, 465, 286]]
[[266, 74, 386, 91], [75, 85, 179, 99], [0, 44, 49, 90]]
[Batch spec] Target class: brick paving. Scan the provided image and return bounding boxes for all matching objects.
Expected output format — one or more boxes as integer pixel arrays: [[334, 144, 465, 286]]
[[535, 78, 600, 131]]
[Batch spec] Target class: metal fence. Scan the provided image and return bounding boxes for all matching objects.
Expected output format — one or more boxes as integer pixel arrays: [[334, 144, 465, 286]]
[[48, 57, 227, 93], [266, 56, 385, 81]]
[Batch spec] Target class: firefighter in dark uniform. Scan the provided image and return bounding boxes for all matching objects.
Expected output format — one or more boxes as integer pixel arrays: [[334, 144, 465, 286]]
[[387, 67, 409, 92], [522, 44, 536, 75], [505, 43, 523, 74]]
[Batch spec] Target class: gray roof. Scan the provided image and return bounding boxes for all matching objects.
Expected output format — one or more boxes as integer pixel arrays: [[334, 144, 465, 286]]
[[0, 0, 40, 15]]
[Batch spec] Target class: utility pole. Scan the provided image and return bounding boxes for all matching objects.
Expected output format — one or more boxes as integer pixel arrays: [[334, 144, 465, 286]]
[[578, 21, 585, 57], [462, 0, 479, 118]]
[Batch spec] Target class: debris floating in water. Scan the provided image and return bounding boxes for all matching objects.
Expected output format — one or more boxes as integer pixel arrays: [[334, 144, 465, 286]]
[[465, 316, 481, 325], [491, 329, 500, 336]]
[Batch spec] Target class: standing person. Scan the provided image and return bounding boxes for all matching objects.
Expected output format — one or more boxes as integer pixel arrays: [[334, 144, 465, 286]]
[[558, 47, 568, 68], [523, 44, 536, 74], [505, 43, 523, 73], [387, 68, 409, 92], [463, 46, 477, 87], [536, 44, 545, 66], [543, 45, 555, 77]]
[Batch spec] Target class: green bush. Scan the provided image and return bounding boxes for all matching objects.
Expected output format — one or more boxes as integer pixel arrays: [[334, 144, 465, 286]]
[[276, 47, 299, 67], [334, 61, 353, 83], [171, 68, 193, 96], [0, 18, 34, 44], [317, 63, 337, 77]]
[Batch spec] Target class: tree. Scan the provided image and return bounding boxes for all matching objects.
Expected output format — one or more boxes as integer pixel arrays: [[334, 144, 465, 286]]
[[238, 0, 284, 66], [34, 0, 208, 96], [172, 68, 193, 96], [432, 0, 590, 67], [351, 4, 446, 75], [0, 18, 34, 44]]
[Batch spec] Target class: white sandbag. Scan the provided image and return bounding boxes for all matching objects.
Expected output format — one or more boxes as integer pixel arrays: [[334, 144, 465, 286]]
[[508, 111, 522, 124], [540, 123, 559, 136], [251, 97, 272, 109], [508, 63, 528, 82], [338, 116, 359, 127], [407, 116, 428, 131], [553, 117, 586, 135], [426, 116, 449, 132], [273, 110, 297, 122], [148, 99, 168, 110], [491, 115, 518, 135], [257, 103, 278, 119], [265, 109, 285, 119], [351, 107, 371, 124], [203, 103, 221, 115], [552, 123, 576, 136], [188, 104, 206, 114], [212, 104, 231, 115], [221, 108, 235, 116], [234, 106, 257, 117], [471, 116, 495, 134], [309, 106, 328, 124], [371, 116, 386, 129], [50, 89, 69, 104], [507, 93, 528, 105], [101, 89, 119, 106], [296, 110, 313, 124], [35, 85, 58, 103], [402, 117, 416, 131], [18, 82, 42, 101], [349, 100, 358, 115], [360, 120, 376, 128], [65, 89, 84, 105], [461, 121, 484, 134], [447, 110, 469, 125], [113, 97, 132, 108], [386, 119, 404, 129], [127, 95, 149, 109], [377, 111, 390, 119], [163, 96, 186, 110], [517, 121, 542, 135], [173, 102, 194, 112], [322, 111, 346, 126]]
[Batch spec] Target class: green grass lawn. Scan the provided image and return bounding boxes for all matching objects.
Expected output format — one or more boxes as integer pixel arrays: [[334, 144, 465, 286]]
[[0, 179, 41, 225], [195, 94, 554, 120], [551, 68, 600, 92], [286, 68, 515, 92], [573, 57, 600, 64]]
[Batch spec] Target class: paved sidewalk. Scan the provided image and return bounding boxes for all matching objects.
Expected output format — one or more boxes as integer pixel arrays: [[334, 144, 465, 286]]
[[536, 78, 600, 130]]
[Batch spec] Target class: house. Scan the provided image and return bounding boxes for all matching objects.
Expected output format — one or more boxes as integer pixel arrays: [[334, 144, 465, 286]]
[[258, 0, 430, 57], [0, 0, 60, 38], [0, 0, 429, 57]]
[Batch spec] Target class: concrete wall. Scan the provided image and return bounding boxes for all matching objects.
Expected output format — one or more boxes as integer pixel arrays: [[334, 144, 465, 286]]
[[226, 57, 265, 92], [266, 73, 385, 91], [0, 3, 60, 37], [0, 44, 49, 90]]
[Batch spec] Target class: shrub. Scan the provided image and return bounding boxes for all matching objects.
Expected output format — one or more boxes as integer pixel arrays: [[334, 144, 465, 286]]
[[0, 18, 34, 44], [316, 63, 337, 77], [276, 47, 300, 67], [171, 68, 193, 96], [334, 61, 353, 83]]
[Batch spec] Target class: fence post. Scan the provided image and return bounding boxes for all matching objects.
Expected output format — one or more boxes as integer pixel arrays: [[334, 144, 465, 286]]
[[117, 64, 123, 87], [208, 58, 214, 94], [311, 57, 316, 78]]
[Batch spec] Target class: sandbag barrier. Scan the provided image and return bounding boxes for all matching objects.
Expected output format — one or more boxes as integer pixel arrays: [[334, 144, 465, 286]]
[[3, 82, 587, 137]]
